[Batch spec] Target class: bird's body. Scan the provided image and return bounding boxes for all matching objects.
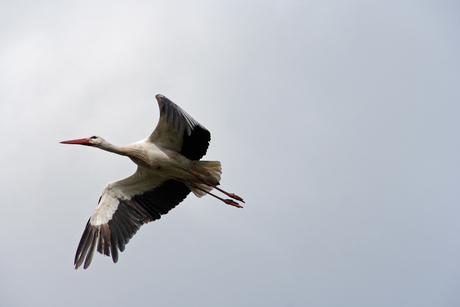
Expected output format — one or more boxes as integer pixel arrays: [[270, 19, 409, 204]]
[[61, 94, 243, 269]]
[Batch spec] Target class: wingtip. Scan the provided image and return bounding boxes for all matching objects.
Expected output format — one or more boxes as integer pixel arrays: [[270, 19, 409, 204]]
[[155, 94, 166, 102]]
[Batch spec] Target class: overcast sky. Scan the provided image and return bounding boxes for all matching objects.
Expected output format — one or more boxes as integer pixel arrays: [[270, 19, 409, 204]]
[[1, 1, 459, 306]]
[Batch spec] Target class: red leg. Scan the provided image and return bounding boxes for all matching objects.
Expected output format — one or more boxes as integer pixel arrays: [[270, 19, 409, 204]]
[[189, 182, 243, 208], [175, 178, 243, 208], [183, 168, 245, 203]]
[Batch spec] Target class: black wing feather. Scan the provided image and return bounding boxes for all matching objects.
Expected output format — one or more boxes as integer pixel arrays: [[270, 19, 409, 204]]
[[155, 94, 211, 160], [83, 232, 98, 269], [74, 180, 191, 269], [180, 125, 210, 161]]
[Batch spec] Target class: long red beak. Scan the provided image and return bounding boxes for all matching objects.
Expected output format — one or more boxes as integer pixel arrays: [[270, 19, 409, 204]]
[[60, 138, 91, 145]]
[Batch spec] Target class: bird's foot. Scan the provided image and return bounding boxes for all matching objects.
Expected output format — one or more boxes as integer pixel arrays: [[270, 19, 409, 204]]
[[224, 199, 243, 208], [227, 193, 245, 203], [184, 168, 245, 203]]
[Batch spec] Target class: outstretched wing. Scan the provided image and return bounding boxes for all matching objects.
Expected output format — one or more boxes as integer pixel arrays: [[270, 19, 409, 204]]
[[149, 94, 210, 160], [74, 167, 191, 269]]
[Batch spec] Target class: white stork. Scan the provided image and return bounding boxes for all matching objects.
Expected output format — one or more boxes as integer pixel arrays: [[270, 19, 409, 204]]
[[61, 94, 244, 269]]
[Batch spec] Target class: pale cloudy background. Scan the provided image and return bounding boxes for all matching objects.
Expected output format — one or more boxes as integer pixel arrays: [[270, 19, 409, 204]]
[[0, 1, 459, 306]]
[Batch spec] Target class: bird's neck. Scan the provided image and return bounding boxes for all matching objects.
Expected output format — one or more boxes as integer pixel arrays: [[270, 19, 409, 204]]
[[99, 141, 150, 167], [99, 142, 130, 156]]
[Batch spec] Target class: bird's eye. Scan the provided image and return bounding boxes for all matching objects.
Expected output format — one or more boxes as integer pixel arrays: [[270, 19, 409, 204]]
[[90, 136, 97, 140]]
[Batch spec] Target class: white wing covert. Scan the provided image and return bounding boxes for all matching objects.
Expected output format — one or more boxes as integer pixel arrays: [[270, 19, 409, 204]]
[[74, 167, 191, 269], [149, 94, 211, 160]]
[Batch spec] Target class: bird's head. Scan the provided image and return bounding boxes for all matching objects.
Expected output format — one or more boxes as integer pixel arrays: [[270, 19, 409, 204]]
[[60, 135, 105, 147]]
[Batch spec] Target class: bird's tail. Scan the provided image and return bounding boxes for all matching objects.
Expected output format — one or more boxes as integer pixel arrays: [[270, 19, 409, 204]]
[[188, 160, 222, 198]]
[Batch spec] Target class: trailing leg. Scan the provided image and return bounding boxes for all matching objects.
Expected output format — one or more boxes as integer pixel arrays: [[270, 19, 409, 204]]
[[184, 168, 245, 203]]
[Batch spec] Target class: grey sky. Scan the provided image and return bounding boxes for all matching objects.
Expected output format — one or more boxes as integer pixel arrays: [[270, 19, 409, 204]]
[[1, 1, 459, 306]]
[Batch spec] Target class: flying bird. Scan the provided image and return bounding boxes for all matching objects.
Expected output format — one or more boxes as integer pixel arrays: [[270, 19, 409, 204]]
[[61, 94, 244, 269]]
